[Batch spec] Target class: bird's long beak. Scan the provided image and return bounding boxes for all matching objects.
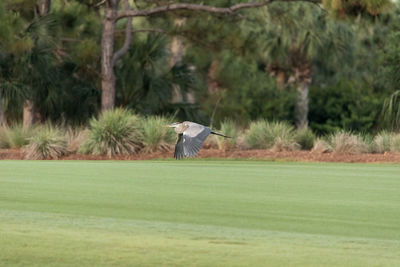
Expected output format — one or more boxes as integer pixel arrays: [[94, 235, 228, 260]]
[[165, 124, 174, 128]]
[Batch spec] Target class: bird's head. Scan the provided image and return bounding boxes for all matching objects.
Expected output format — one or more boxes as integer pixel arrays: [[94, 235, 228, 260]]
[[167, 122, 181, 128]]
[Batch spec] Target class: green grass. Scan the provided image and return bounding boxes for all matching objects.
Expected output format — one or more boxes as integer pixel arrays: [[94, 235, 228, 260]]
[[1, 160, 400, 266]]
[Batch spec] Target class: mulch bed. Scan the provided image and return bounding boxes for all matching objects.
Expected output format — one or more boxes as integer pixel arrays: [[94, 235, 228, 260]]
[[1, 148, 400, 163]]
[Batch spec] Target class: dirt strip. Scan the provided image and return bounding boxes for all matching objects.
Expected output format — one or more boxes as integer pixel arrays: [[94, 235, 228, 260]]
[[1, 148, 400, 163]]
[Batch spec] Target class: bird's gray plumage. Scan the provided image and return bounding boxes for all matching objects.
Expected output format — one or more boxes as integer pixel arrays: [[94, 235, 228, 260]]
[[168, 121, 229, 160], [174, 134, 185, 159]]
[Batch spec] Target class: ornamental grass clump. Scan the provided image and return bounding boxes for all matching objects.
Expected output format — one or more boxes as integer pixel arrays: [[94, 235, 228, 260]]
[[66, 127, 88, 153], [202, 134, 218, 149], [311, 138, 332, 154], [391, 134, 400, 152], [245, 120, 298, 150], [361, 133, 375, 154], [0, 124, 32, 149], [24, 124, 67, 159], [79, 108, 142, 156], [373, 131, 400, 153], [269, 121, 299, 151], [0, 126, 9, 149], [216, 119, 240, 151], [139, 116, 176, 153], [373, 131, 392, 153], [328, 131, 367, 154], [295, 127, 316, 150], [245, 120, 272, 149]]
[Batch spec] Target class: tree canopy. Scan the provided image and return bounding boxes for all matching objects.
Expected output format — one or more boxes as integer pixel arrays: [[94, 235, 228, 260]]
[[0, 0, 399, 134]]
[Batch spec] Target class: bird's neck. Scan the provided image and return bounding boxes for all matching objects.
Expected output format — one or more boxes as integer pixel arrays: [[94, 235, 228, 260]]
[[175, 124, 188, 134]]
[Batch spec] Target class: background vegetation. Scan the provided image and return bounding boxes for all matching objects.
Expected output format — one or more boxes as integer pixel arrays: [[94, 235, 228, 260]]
[[1, 0, 400, 157], [1, 109, 400, 159]]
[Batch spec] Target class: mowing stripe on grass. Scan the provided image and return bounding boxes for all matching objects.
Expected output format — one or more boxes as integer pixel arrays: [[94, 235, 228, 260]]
[[1, 160, 400, 266]]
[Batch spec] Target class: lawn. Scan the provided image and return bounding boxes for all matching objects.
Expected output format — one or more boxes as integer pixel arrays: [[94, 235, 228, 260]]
[[0, 160, 400, 266]]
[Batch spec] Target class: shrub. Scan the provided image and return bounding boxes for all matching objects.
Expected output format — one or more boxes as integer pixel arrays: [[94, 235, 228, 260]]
[[139, 116, 175, 153], [309, 81, 380, 135], [66, 127, 88, 153], [203, 53, 296, 125], [391, 134, 400, 152], [372, 131, 400, 153], [245, 120, 298, 151], [245, 120, 273, 149], [361, 133, 375, 154], [235, 133, 247, 150], [79, 108, 142, 156], [216, 120, 240, 151], [202, 134, 218, 149], [0, 126, 9, 149], [311, 138, 332, 154], [295, 127, 316, 150], [1, 124, 33, 148], [269, 122, 299, 151], [373, 131, 392, 153], [327, 131, 367, 154], [24, 124, 67, 160]]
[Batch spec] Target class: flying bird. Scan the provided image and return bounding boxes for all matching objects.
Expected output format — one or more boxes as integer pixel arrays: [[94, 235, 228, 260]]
[[168, 121, 230, 159]]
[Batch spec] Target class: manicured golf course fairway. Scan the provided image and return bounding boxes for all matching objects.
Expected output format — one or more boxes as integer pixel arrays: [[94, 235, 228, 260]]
[[1, 160, 400, 266]]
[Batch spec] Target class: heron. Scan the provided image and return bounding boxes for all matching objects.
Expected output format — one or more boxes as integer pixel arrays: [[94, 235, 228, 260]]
[[168, 121, 230, 159]]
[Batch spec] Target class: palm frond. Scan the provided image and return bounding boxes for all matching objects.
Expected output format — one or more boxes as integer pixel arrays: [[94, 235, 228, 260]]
[[381, 90, 400, 131]]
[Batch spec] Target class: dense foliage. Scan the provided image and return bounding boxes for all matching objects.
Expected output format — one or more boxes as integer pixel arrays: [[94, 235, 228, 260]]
[[0, 0, 399, 134]]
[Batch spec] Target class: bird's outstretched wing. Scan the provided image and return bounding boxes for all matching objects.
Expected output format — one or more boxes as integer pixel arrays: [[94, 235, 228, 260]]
[[174, 134, 184, 159], [182, 123, 211, 158]]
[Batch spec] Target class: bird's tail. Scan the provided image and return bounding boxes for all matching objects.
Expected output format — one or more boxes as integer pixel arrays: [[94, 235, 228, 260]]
[[211, 131, 231, 138]]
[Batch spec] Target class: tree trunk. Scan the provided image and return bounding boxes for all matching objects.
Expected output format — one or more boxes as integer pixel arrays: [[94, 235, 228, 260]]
[[170, 18, 188, 104], [295, 80, 311, 129], [0, 88, 5, 126], [37, 0, 51, 15], [169, 18, 186, 67], [101, 2, 117, 112], [22, 0, 51, 128], [207, 59, 220, 94], [23, 100, 35, 129]]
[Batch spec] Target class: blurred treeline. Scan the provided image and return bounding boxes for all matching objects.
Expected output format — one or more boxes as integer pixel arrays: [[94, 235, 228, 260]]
[[1, 0, 400, 134]]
